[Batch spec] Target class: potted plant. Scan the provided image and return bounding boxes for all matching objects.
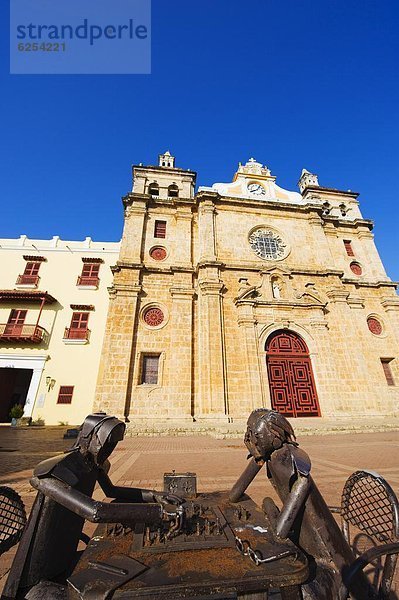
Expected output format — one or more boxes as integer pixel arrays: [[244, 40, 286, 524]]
[[9, 404, 24, 427]]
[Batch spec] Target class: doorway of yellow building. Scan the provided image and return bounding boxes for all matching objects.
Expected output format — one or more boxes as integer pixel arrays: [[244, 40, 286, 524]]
[[0, 368, 33, 422]]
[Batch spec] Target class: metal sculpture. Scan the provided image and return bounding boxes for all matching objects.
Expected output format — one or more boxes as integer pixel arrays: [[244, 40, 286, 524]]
[[0, 487, 26, 556], [230, 408, 372, 599], [2, 413, 183, 600]]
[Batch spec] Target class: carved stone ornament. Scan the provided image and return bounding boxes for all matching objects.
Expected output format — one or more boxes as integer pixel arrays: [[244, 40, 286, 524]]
[[367, 317, 382, 335], [143, 307, 164, 327], [150, 246, 167, 261], [350, 262, 362, 276]]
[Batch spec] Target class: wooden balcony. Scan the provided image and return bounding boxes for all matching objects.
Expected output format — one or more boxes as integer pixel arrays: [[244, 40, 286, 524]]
[[16, 274, 40, 286], [63, 327, 91, 341], [0, 324, 48, 344], [76, 276, 99, 287]]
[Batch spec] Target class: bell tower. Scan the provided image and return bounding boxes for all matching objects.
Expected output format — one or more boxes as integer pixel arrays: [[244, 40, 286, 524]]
[[94, 152, 197, 424], [131, 151, 195, 199], [158, 150, 175, 168], [298, 168, 319, 193]]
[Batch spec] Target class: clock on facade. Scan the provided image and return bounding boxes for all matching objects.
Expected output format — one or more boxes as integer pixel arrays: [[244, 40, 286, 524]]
[[247, 183, 266, 196], [248, 228, 287, 260]]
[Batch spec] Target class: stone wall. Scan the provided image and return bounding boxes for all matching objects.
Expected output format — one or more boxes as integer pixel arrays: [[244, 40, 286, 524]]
[[94, 159, 399, 426]]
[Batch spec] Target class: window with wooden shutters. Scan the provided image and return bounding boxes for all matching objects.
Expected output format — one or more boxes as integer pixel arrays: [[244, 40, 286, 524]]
[[154, 220, 167, 239], [64, 312, 90, 340], [344, 240, 355, 257], [381, 359, 395, 386], [57, 386, 74, 404], [77, 263, 100, 286], [17, 262, 41, 285], [5, 310, 27, 335], [141, 355, 160, 384]]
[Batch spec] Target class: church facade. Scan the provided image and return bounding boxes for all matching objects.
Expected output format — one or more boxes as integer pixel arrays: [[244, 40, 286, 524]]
[[94, 153, 399, 427]]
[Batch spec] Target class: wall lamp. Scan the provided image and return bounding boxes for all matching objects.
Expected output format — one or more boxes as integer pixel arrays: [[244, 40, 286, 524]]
[[46, 376, 56, 391]]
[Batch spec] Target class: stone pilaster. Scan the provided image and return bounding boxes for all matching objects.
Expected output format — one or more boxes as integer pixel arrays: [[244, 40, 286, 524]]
[[120, 198, 147, 263], [357, 230, 389, 281], [196, 274, 227, 419], [172, 207, 192, 266], [381, 296, 399, 345], [236, 304, 263, 410], [166, 286, 195, 420], [198, 199, 216, 262], [309, 212, 335, 264], [324, 288, 370, 414], [94, 270, 142, 418]]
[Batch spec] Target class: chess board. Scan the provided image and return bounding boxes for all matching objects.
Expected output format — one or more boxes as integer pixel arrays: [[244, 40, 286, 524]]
[[131, 502, 236, 553]]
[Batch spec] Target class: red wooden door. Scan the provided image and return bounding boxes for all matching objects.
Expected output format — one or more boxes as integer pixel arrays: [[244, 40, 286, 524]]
[[266, 331, 321, 417]]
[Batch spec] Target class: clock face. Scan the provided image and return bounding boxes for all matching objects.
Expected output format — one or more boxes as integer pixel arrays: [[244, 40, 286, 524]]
[[247, 183, 266, 196], [249, 228, 287, 260]]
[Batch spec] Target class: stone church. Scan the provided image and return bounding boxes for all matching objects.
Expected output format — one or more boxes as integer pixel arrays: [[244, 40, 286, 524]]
[[94, 153, 399, 428]]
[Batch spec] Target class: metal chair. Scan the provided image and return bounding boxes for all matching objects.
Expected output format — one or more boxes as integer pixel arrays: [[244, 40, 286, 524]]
[[0, 486, 26, 555], [332, 470, 399, 599]]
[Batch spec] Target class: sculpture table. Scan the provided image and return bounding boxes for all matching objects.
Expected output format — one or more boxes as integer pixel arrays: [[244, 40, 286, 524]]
[[68, 491, 308, 600]]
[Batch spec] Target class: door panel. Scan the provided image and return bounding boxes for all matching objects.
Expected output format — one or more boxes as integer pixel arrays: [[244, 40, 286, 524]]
[[266, 331, 321, 418]]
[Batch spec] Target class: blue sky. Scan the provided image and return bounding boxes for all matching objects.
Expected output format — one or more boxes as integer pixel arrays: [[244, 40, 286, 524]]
[[1, 0, 398, 280]]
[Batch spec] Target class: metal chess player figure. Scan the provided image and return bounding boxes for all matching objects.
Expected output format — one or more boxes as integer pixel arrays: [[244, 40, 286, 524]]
[[230, 408, 371, 600], [2, 413, 183, 600]]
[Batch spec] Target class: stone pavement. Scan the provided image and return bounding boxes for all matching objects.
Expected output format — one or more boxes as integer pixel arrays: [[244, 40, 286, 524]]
[[1, 425, 398, 595]]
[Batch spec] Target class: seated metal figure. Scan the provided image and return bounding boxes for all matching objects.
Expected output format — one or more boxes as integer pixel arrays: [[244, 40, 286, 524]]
[[230, 408, 372, 600], [2, 413, 183, 600]]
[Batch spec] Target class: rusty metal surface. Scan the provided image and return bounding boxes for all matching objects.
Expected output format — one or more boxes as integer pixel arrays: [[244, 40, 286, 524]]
[[68, 555, 148, 600], [69, 491, 308, 599], [164, 472, 197, 500], [132, 504, 235, 553]]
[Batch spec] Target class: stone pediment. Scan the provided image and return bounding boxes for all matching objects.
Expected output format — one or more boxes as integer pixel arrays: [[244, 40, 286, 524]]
[[295, 291, 325, 305], [235, 285, 259, 302], [235, 285, 327, 313], [262, 266, 292, 277], [199, 158, 304, 204]]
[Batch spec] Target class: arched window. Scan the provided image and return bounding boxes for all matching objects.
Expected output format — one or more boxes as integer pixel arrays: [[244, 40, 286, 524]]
[[168, 184, 179, 198], [148, 182, 159, 196]]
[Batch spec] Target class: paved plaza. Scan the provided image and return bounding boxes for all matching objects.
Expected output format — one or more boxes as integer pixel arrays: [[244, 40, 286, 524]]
[[1, 426, 398, 595]]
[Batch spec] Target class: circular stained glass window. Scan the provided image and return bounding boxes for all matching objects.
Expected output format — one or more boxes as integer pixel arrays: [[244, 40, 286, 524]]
[[143, 307, 164, 327], [367, 317, 382, 335], [248, 229, 287, 260], [350, 262, 362, 276], [150, 246, 167, 261]]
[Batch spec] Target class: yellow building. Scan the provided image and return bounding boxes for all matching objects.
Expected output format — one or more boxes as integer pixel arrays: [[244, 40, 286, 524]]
[[0, 235, 120, 425], [95, 153, 399, 429]]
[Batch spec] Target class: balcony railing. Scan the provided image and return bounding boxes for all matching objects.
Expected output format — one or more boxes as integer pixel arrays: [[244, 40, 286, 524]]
[[76, 276, 99, 287], [16, 274, 40, 286], [0, 323, 48, 344], [63, 327, 91, 341]]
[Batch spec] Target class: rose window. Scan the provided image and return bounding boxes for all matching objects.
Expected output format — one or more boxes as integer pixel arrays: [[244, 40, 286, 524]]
[[367, 317, 382, 335], [150, 247, 167, 261], [249, 229, 287, 260], [143, 307, 164, 327]]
